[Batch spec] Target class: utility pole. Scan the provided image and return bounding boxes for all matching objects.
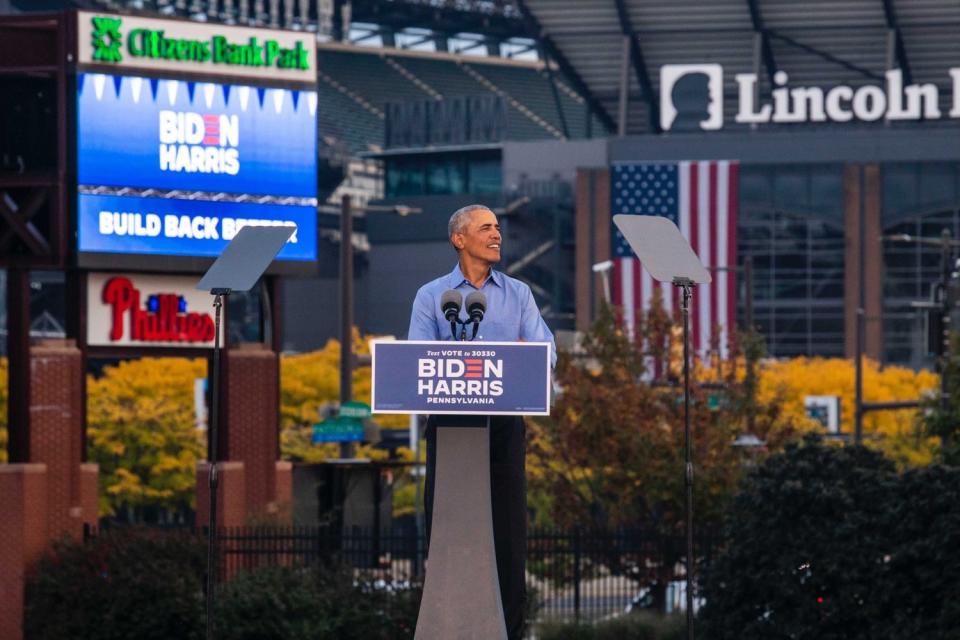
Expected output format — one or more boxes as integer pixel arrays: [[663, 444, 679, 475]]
[[705, 259, 756, 431], [855, 168, 865, 445], [881, 230, 960, 442], [339, 193, 355, 459], [332, 196, 421, 459], [743, 256, 756, 434], [940, 229, 952, 416]]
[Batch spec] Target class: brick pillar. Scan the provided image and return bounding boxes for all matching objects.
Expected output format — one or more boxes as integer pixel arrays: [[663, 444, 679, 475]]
[[29, 340, 88, 540], [0, 465, 48, 640], [274, 461, 293, 523], [80, 463, 100, 530], [222, 345, 281, 519], [575, 167, 611, 331], [196, 462, 247, 528], [844, 164, 884, 360]]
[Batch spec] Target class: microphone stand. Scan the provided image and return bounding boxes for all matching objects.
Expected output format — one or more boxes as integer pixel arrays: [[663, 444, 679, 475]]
[[675, 277, 695, 640], [450, 318, 480, 342]]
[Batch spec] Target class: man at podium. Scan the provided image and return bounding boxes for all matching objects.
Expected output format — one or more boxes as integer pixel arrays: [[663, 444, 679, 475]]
[[407, 204, 556, 639]]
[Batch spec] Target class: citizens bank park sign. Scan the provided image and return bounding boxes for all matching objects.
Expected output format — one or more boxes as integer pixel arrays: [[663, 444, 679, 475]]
[[77, 11, 316, 83], [86, 272, 222, 348]]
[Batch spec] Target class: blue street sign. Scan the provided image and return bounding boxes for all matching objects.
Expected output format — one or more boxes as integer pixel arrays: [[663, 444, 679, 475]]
[[371, 340, 552, 416], [312, 417, 364, 443]]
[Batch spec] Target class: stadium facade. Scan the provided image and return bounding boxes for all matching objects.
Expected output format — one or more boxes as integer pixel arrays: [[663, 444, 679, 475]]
[[10, 1, 957, 370], [302, 0, 960, 372], [511, 0, 960, 371]]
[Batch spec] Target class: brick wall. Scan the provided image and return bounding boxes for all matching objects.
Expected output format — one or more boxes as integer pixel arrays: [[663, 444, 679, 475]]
[[0, 341, 96, 640], [0, 465, 48, 640], [223, 346, 280, 518], [29, 341, 86, 539]]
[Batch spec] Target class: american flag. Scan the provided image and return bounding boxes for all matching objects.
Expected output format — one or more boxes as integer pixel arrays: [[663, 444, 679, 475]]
[[611, 161, 739, 358]]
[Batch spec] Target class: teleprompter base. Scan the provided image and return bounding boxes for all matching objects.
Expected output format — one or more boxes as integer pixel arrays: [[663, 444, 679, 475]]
[[414, 423, 508, 640]]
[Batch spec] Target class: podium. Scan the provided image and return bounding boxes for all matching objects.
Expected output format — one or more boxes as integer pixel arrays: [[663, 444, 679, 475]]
[[372, 340, 552, 639]]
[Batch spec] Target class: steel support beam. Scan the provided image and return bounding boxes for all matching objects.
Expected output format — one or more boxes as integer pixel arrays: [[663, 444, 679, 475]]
[[881, 0, 912, 84], [769, 31, 884, 82], [613, 0, 661, 133], [541, 47, 571, 138], [745, 0, 778, 85], [514, 0, 617, 133]]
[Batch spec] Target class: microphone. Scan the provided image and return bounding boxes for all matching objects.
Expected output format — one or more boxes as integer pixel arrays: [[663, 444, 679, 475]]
[[441, 290, 462, 340], [441, 289, 462, 322], [465, 291, 486, 324], [465, 291, 486, 340]]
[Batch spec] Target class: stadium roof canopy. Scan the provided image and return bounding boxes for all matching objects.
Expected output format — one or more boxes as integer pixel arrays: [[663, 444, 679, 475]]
[[515, 0, 960, 135]]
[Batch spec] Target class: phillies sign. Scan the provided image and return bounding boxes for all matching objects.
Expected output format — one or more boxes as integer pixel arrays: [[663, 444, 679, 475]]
[[87, 273, 219, 348]]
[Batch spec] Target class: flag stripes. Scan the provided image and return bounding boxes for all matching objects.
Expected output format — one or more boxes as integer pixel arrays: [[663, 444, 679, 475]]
[[611, 161, 739, 358]]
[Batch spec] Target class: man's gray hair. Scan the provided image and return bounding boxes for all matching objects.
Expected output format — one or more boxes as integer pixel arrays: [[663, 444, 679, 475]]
[[448, 204, 491, 239]]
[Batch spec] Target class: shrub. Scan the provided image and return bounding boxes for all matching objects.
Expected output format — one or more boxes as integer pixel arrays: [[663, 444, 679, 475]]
[[215, 564, 420, 640], [700, 435, 960, 640], [25, 528, 205, 640], [538, 613, 684, 640], [25, 529, 421, 640]]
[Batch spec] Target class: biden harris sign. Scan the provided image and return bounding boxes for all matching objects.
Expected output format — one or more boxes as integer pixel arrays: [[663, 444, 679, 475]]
[[75, 71, 317, 265], [371, 341, 552, 416], [77, 72, 316, 197]]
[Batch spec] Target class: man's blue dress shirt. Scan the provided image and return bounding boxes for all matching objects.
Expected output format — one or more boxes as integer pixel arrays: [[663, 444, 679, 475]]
[[407, 263, 557, 367]]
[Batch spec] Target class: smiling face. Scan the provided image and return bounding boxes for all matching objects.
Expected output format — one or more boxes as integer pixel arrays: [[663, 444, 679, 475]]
[[453, 207, 501, 266]]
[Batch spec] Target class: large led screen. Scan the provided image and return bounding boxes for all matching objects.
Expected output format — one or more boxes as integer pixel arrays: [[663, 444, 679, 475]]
[[78, 193, 317, 261], [77, 72, 317, 197]]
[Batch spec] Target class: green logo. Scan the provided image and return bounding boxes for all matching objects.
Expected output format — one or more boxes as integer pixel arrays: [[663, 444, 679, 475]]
[[91, 16, 123, 63], [88, 14, 310, 71]]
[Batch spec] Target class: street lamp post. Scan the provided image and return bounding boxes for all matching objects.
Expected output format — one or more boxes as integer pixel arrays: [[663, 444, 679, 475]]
[[339, 194, 354, 459], [879, 230, 960, 438], [323, 195, 422, 459]]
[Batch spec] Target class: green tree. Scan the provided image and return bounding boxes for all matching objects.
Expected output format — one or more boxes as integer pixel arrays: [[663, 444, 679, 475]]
[[528, 298, 761, 534], [87, 357, 206, 519], [701, 436, 960, 640], [527, 297, 764, 608], [919, 333, 960, 465]]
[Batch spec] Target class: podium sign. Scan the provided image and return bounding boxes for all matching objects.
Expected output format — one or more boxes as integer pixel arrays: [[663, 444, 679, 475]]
[[371, 340, 551, 416]]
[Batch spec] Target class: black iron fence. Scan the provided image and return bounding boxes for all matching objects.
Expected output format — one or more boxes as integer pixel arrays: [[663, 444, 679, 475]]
[[85, 524, 719, 625]]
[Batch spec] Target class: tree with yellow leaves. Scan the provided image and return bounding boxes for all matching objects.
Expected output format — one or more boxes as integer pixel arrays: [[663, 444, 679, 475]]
[[87, 357, 207, 520], [280, 329, 409, 463], [528, 290, 939, 537], [755, 357, 938, 467], [527, 300, 754, 534]]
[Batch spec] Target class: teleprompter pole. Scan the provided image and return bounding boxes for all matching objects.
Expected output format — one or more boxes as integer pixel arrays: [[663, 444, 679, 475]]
[[611, 214, 709, 639], [194, 224, 295, 640], [676, 278, 694, 640], [206, 289, 228, 640]]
